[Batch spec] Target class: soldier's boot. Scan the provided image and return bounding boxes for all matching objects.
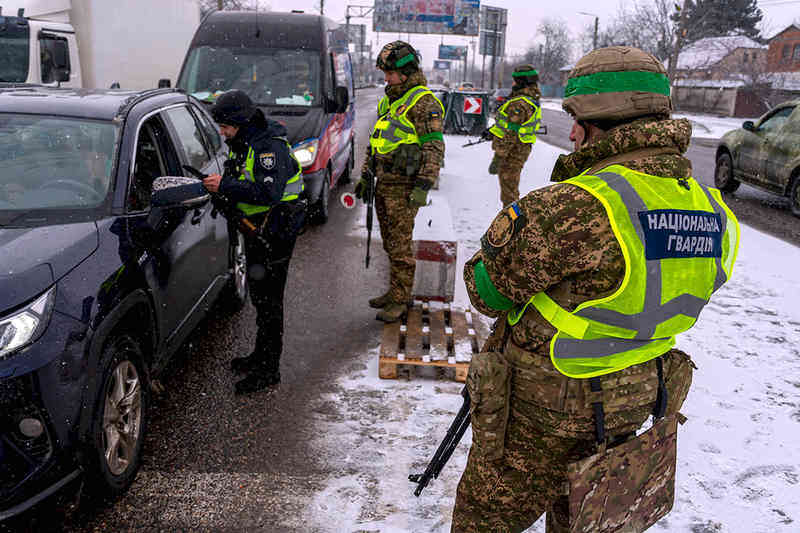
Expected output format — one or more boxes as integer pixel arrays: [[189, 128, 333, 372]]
[[376, 301, 408, 323], [368, 291, 393, 309], [230, 352, 259, 374], [234, 355, 280, 395]]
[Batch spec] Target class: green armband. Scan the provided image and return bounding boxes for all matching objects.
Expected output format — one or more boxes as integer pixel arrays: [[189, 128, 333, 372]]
[[473, 261, 514, 311], [419, 132, 444, 144]]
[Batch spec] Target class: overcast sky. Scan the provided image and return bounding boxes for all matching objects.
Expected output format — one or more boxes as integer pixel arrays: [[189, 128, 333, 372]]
[[264, 0, 800, 68]]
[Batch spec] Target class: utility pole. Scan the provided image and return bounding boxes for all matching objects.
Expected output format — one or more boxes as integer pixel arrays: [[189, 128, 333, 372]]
[[668, 0, 690, 83], [579, 12, 599, 50], [345, 5, 375, 86], [320, 0, 324, 16], [217, 0, 223, 10]]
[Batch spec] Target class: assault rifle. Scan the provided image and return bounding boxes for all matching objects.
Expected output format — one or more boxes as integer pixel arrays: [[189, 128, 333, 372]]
[[409, 387, 471, 496], [462, 124, 548, 147], [182, 164, 270, 247], [364, 156, 376, 268]]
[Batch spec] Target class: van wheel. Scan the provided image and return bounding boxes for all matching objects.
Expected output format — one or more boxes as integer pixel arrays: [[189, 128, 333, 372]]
[[714, 152, 740, 193], [218, 229, 248, 313], [310, 169, 330, 225], [84, 334, 148, 502], [790, 172, 800, 218]]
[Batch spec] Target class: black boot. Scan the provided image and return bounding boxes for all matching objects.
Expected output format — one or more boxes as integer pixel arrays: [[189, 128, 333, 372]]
[[234, 371, 280, 394], [230, 352, 259, 374]]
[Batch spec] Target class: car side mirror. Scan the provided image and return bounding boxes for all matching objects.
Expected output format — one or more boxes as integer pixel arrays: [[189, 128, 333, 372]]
[[742, 120, 755, 132], [151, 176, 209, 208], [334, 86, 349, 113]]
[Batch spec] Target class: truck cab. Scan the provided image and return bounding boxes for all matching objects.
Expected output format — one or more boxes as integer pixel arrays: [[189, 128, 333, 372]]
[[177, 11, 356, 224]]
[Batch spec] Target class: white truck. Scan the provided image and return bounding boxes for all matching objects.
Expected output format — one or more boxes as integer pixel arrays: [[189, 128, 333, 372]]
[[0, 0, 200, 89]]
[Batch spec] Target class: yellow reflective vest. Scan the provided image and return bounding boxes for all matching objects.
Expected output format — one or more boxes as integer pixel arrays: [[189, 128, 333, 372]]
[[489, 96, 541, 144], [370, 85, 444, 155], [508, 165, 740, 378], [230, 144, 303, 216]]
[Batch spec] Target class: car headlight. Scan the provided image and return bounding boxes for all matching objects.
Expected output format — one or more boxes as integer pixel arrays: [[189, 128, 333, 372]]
[[293, 139, 319, 169], [0, 286, 56, 360]]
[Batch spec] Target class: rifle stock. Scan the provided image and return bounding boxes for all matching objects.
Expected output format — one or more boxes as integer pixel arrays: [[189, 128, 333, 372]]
[[409, 387, 471, 496]]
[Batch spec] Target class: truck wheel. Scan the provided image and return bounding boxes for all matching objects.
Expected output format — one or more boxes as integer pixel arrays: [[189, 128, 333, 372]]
[[84, 334, 149, 502], [310, 169, 330, 225], [218, 229, 248, 313], [790, 172, 800, 218], [714, 152, 740, 193]]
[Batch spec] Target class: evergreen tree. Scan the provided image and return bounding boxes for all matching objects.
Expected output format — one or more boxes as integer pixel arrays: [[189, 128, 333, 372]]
[[674, 0, 763, 43]]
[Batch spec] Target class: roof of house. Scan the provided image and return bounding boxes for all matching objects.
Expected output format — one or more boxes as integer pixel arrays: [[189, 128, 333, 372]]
[[677, 36, 766, 70], [767, 24, 800, 41]]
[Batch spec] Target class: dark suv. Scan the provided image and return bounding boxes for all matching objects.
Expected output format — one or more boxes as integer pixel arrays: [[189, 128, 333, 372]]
[[0, 87, 247, 519]]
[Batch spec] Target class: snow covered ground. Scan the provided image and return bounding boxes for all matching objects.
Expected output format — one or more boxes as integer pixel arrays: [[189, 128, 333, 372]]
[[540, 98, 755, 140], [302, 136, 800, 532]]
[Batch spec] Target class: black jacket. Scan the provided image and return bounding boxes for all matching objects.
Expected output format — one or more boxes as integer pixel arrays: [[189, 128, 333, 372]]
[[219, 109, 300, 208]]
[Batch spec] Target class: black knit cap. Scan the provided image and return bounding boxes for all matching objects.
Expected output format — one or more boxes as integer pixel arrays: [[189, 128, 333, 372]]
[[210, 90, 257, 126]]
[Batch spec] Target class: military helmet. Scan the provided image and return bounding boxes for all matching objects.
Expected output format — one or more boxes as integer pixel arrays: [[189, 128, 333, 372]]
[[376, 41, 421, 76], [210, 90, 256, 126], [511, 64, 539, 87], [562, 46, 672, 122]]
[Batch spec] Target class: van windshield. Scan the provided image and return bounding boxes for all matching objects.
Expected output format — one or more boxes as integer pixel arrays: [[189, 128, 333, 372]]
[[0, 19, 30, 83], [179, 46, 321, 107]]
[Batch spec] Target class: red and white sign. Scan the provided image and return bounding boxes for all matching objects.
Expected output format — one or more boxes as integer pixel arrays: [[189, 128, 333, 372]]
[[463, 96, 482, 114]]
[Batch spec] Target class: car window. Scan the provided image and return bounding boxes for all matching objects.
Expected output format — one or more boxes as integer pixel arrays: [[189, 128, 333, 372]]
[[191, 104, 222, 154], [759, 106, 795, 134], [128, 115, 179, 212], [164, 106, 212, 170]]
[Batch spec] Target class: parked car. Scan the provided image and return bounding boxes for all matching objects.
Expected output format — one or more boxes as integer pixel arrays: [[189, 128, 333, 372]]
[[177, 11, 355, 225], [490, 87, 512, 114], [715, 99, 800, 216], [0, 86, 247, 520]]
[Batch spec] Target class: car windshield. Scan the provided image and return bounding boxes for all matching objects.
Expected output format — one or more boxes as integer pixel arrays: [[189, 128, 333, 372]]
[[0, 114, 119, 223], [179, 46, 321, 107], [0, 19, 30, 83]]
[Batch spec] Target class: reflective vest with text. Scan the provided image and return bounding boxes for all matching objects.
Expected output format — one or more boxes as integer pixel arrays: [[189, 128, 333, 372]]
[[230, 143, 303, 216]]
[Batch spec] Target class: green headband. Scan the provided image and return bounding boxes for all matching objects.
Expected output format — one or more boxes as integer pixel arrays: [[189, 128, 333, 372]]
[[512, 69, 538, 77], [395, 53, 416, 67], [565, 70, 670, 97]]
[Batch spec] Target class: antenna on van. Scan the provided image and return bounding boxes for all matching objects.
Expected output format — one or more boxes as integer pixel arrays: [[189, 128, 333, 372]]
[[255, 2, 261, 38]]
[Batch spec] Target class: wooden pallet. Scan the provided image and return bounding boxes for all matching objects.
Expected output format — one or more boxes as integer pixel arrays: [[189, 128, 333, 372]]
[[379, 302, 485, 382]]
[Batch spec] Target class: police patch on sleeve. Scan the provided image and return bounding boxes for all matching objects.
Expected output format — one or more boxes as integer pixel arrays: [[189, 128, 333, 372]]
[[638, 209, 723, 260], [258, 152, 276, 170], [480, 203, 526, 259]]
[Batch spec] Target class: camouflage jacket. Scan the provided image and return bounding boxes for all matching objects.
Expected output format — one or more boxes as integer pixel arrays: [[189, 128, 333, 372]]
[[491, 84, 542, 158], [466, 117, 693, 354], [361, 71, 445, 188]]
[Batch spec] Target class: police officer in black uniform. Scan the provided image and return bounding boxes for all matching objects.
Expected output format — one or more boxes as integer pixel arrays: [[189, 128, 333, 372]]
[[204, 90, 305, 394]]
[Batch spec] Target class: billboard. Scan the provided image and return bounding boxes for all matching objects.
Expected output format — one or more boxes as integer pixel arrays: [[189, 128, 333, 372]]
[[479, 5, 507, 56], [345, 24, 366, 47], [373, 0, 480, 36], [439, 44, 467, 60], [433, 60, 451, 70], [479, 29, 506, 56]]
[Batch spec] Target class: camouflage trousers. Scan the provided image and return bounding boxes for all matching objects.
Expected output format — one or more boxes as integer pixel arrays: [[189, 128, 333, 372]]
[[495, 144, 532, 207], [374, 181, 420, 304], [451, 347, 694, 533]]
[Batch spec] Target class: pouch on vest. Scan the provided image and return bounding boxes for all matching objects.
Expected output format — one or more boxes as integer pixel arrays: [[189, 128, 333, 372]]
[[466, 350, 511, 461], [565, 358, 687, 533], [390, 144, 423, 176]]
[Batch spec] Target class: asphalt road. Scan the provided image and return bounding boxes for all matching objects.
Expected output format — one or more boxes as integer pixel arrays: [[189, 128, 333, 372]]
[[12, 88, 797, 532], [541, 107, 800, 247]]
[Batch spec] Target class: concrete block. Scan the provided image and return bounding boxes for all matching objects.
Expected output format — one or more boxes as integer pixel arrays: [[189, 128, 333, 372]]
[[412, 192, 457, 302]]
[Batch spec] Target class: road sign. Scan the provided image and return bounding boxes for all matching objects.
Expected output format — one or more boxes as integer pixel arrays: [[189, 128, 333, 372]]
[[434, 60, 451, 70], [463, 96, 482, 114]]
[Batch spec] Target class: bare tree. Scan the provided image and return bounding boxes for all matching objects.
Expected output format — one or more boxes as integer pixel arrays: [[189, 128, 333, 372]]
[[523, 18, 572, 86]]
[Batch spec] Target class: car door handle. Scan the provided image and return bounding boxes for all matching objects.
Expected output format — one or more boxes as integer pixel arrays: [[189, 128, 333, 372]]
[[191, 207, 205, 225]]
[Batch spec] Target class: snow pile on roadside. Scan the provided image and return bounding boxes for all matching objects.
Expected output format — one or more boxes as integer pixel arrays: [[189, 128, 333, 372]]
[[304, 134, 800, 532]]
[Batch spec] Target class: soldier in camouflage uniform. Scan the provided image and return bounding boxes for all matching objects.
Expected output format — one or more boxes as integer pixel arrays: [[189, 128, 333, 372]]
[[487, 65, 542, 207], [451, 47, 740, 532], [354, 41, 445, 323]]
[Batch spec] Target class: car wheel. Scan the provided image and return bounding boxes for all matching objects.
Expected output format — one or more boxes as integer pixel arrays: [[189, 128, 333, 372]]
[[310, 169, 330, 225], [790, 172, 800, 218], [218, 229, 248, 313], [85, 334, 148, 501], [714, 151, 740, 193]]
